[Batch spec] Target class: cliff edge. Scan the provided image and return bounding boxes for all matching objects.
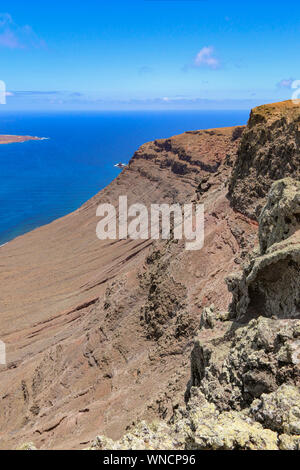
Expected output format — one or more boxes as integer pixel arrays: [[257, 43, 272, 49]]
[[228, 100, 300, 219], [90, 176, 300, 451], [1, 101, 299, 450], [0, 125, 249, 450]]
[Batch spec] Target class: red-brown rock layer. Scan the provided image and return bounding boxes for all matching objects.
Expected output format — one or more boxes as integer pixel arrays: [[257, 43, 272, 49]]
[[0, 125, 256, 449]]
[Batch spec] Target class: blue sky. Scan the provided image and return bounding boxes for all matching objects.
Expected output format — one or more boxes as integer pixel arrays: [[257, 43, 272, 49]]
[[0, 0, 299, 110]]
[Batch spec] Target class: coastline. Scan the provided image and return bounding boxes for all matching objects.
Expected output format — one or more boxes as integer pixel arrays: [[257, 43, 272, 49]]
[[0, 102, 299, 449], [0, 111, 248, 248], [0, 135, 45, 144], [0, 123, 248, 449]]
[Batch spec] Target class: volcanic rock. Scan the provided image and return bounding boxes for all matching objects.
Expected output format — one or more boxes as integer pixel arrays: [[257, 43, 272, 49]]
[[0, 126, 251, 449], [2, 101, 300, 450], [228, 101, 300, 219]]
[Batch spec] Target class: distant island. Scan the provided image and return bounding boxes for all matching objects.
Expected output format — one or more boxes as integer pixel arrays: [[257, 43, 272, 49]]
[[0, 135, 44, 144]]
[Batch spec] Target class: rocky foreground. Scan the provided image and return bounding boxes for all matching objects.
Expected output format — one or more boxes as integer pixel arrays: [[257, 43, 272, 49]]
[[90, 177, 300, 450], [0, 101, 299, 450]]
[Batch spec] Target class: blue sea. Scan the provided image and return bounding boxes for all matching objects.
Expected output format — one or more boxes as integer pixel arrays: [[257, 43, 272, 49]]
[[0, 110, 249, 245]]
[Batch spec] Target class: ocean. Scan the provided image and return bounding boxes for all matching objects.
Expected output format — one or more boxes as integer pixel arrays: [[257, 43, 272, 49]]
[[0, 110, 249, 245]]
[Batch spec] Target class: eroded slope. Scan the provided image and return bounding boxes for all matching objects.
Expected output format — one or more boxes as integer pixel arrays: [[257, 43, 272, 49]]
[[0, 125, 254, 449]]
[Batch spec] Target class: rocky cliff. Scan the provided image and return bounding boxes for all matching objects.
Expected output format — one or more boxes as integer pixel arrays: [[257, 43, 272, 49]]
[[89, 176, 300, 450], [88, 102, 300, 451], [0, 125, 251, 450], [1, 101, 299, 450], [228, 101, 300, 219]]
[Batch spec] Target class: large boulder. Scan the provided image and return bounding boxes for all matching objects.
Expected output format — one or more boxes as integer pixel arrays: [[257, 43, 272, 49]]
[[183, 389, 278, 450], [189, 317, 300, 410], [227, 178, 300, 321], [259, 178, 300, 254], [250, 384, 300, 435]]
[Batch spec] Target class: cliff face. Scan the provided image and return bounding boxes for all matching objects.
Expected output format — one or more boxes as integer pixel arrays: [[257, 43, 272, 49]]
[[90, 176, 300, 451], [228, 101, 300, 219], [228, 178, 300, 322], [1, 101, 299, 451], [0, 125, 253, 450], [87, 102, 300, 451]]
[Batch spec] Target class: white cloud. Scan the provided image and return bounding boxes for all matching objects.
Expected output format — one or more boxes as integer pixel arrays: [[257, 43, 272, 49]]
[[0, 13, 45, 49], [194, 46, 219, 69]]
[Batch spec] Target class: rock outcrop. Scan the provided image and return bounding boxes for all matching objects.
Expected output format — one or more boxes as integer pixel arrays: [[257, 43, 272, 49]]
[[0, 125, 251, 450], [90, 169, 300, 451], [189, 317, 300, 410], [2, 101, 300, 450], [90, 384, 300, 450], [259, 178, 300, 253], [250, 385, 300, 436], [228, 101, 300, 220], [89, 388, 279, 450], [227, 178, 300, 321]]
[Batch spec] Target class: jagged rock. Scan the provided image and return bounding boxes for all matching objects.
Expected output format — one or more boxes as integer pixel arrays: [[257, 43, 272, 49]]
[[279, 434, 300, 450], [228, 101, 300, 220], [228, 237, 300, 320], [199, 305, 216, 329], [89, 421, 184, 451], [89, 171, 300, 452], [140, 246, 189, 340], [184, 177, 300, 448], [188, 324, 233, 410], [189, 412, 278, 450], [189, 317, 300, 410], [0, 124, 248, 450], [250, 385, 300, 435], [90, 171, 300, 451], [259, 178, 300, 254], [227, 178, 300, 321], [89, 379, 300, 451], [231, 126, 245, 141], [3, 101, 300, 450], [182, 388, 278, 450], [89, 389, 279, 451], [199, 305, 230, 330]]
